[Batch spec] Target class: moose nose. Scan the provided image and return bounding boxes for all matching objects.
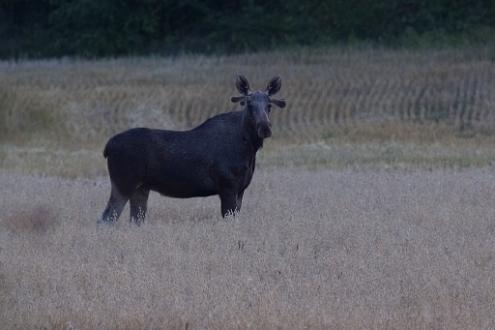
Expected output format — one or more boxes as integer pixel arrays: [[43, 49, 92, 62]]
[[257, 122, 272, 139]]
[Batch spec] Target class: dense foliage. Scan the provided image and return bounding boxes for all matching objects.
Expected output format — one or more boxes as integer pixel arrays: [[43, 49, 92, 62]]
[[1, 0, 494, 58]]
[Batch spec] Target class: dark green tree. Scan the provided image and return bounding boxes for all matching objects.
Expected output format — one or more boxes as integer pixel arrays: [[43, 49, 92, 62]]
[[0, 0, 493, 58]]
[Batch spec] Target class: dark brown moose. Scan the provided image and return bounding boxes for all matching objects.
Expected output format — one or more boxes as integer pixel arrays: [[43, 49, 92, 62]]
[[99, 75, 286, 225]]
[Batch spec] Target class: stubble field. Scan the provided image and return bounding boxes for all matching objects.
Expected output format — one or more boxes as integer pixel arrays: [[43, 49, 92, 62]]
[[1, 47, 495, 329]]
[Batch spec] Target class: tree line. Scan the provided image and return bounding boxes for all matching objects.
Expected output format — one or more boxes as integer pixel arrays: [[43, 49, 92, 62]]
[[1, 0, 494, 58]]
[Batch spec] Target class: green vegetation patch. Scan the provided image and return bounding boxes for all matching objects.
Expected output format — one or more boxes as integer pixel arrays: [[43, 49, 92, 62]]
[[261, 141, 495, 171]]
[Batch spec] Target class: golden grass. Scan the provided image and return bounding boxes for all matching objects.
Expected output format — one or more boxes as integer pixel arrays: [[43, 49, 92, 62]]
[[1, 169, 495, 329]]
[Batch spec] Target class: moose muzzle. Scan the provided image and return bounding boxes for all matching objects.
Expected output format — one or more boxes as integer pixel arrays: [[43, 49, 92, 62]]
[[257, 122, 272, 139]]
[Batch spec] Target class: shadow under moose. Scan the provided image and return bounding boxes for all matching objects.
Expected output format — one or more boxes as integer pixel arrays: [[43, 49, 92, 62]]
[[99, 75, 286, 225]]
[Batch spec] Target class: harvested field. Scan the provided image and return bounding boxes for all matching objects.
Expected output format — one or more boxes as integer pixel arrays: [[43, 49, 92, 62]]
[[1, 47, 495, 148]]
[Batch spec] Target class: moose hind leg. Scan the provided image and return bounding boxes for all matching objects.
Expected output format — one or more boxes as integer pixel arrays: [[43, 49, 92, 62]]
[[99, 185, 128, 224], [130, 187, 150, 225]]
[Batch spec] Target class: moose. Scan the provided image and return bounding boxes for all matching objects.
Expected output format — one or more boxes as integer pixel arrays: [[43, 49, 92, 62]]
[[99, 75, 286, 225]]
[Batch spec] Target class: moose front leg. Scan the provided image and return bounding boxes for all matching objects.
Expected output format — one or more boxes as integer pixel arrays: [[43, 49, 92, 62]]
[[236, 190, 245, 212], [219, 190, 239, 217]]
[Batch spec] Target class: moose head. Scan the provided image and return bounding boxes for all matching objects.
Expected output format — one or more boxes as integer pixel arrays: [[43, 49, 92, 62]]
[[231, 75, 286, 139]]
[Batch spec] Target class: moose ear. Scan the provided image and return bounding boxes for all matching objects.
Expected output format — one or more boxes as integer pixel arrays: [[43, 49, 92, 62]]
[[235, 75, 250, 95], [266, 76, 281, 96], [270, 98, 286, 108]]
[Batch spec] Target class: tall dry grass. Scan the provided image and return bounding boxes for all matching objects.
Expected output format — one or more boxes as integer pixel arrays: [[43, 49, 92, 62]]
[[1, 168, 495, 329], [1, 47, 494, 148]]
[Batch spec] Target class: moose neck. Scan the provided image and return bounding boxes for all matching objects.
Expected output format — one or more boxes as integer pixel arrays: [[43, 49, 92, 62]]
[[241, 109, 264, 151]]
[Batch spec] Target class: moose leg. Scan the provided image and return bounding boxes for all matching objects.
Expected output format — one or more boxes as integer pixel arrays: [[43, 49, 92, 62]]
[[130, 186, 150, 225], [220, 190, 239, 217], [236, 190, 245, 212], [99, 184, 128, 224]]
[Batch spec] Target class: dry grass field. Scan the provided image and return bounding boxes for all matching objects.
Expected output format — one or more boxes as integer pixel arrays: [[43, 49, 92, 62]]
[[1, 47, 495, 329], [1, 169, 495, 329]]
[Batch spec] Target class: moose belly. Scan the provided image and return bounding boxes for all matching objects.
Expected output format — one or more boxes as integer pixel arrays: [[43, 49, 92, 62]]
[[148, 178, 217, 198], [146, 167, 217, 198]]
